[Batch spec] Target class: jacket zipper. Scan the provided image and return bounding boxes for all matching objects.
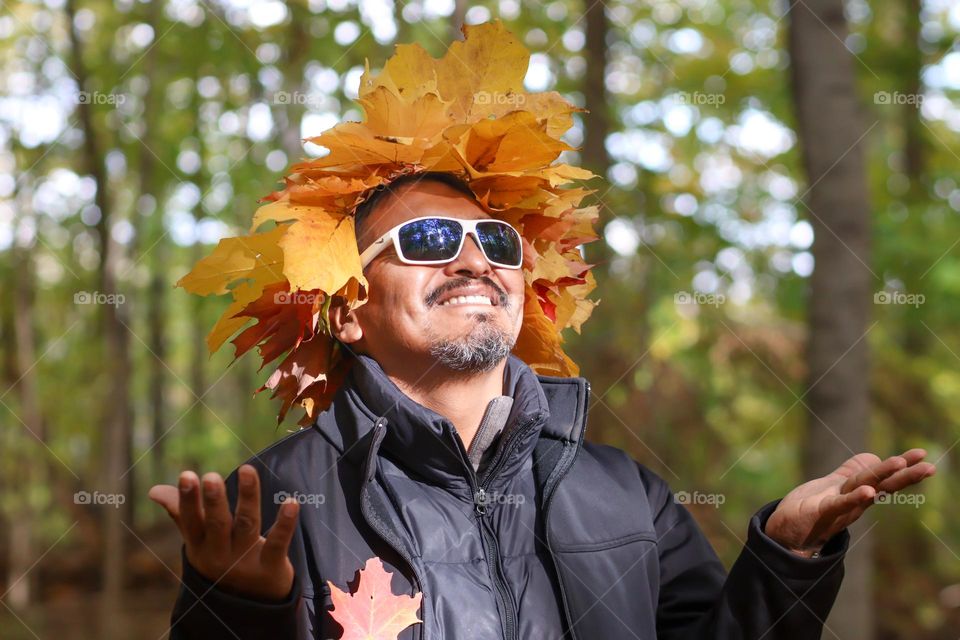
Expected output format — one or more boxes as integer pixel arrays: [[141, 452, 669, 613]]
[[476, 504, 517, 640], [456, 415, 540, 640]]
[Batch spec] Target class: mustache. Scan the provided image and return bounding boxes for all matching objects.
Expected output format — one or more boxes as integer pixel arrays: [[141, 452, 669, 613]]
[[424, 276, 509, 308]]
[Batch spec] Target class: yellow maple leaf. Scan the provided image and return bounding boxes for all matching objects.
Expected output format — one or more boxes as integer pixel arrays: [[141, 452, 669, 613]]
[[436, 21, 529, 122], [177, 226, 286, 297], [279, 213, 367, 296]]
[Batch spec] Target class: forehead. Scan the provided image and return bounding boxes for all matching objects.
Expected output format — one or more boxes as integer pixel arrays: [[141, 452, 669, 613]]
[[356, 181, 487, 251]]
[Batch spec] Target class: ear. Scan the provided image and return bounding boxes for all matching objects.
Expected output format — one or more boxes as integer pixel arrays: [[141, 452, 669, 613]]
[[329, 299, 363, 344]]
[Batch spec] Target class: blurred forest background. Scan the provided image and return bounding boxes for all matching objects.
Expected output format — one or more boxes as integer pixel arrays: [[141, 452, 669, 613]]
[[1, 0, 959, 638]]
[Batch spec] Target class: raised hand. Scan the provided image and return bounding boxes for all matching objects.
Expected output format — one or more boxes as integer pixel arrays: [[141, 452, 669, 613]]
[[764, 448, 936, 557], [148, 464, 299, 601]]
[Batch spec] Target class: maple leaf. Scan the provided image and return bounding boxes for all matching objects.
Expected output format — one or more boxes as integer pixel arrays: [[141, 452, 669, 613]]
[[328, 557, 423, 640], [176, 226, 286, 297]]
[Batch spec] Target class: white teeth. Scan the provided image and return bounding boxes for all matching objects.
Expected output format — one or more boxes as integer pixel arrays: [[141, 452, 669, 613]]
[[439, 295, 493, 307]]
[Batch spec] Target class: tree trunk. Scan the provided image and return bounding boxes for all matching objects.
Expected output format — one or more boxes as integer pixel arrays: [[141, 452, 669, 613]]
[[136, 0, 167, 490], [582, 0, 660, 454], [65, 0, 133, 634], [5, 182, 46, 610], [186, 54, 210, 466], [789, 1, 874, 637], [902, 0, 923, 191], [450, 0, 467, 42], [394, 0, 409, 44], [582, 1, 610, 180], [277, 4, 311, 162]]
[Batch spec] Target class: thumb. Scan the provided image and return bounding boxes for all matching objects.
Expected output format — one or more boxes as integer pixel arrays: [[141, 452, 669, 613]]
[[148, 484, 181, 521]]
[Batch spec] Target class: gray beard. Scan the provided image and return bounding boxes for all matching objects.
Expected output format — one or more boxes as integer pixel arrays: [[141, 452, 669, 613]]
[[427, 315, 515, 373]]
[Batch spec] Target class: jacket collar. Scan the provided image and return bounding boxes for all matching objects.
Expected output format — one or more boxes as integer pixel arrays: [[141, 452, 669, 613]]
[[317, 352, 558, 487]]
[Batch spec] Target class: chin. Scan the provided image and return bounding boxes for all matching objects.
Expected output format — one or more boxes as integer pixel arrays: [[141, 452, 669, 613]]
[[431, 314, 508, 338], [454, 310, 499, 327]]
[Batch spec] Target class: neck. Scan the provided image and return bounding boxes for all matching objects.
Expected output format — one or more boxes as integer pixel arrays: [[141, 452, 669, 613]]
[[385, 358, 507, 452]]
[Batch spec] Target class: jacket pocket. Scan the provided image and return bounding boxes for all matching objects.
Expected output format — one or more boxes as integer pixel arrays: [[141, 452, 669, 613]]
[[552, 529, 657, 553], [552, 537, 660, 639]]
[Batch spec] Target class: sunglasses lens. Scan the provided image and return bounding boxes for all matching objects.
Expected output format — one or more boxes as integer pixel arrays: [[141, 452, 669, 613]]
[[476, 221, 522, 267], [397, 218, 463, 262]]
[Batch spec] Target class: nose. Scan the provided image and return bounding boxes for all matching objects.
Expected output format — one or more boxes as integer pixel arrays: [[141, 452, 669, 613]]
[[443, 233, 491, 277]]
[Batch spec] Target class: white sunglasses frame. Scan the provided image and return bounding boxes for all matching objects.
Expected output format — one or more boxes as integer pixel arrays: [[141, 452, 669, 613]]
[[359, 215, 524, 270]]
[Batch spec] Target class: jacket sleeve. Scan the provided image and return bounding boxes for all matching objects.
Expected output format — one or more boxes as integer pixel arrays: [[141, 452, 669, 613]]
[[168, 468, 303, 640], [643, 466, 849, 640]]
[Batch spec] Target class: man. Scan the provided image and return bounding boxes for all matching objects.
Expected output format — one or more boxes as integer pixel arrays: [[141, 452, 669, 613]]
[[150, 23, 936, 640], [151, 173, 935, 639]]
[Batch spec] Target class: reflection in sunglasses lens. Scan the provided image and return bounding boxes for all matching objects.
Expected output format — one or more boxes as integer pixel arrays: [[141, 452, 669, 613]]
[[398, 219, 462, 261], [477, 221, 522, 267]]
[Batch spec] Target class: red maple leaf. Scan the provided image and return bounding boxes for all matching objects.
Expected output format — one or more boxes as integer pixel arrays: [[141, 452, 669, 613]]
[[328, 557, 423, 640]]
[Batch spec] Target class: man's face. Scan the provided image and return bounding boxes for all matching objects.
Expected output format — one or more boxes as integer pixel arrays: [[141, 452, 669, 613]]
[[337, 180, 525, 374]]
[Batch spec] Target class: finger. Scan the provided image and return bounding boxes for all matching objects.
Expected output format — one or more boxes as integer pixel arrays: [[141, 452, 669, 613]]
[[840, 455, 907, 494], [178, 471, 206, 546], [808, 486, 875, 542], [876, 461, 936, 495], [201, 472, 232, 554], [820, 484, 875, 521], [900, 448, 927, 463], [148, 485, 181, 522], [835, 452, 881, 477], [232, 465, 262, 549], [262, 499, 299, 567]]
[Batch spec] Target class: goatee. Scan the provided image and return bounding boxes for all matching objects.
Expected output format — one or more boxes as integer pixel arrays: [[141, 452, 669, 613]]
[[427, 316, 515, 373]]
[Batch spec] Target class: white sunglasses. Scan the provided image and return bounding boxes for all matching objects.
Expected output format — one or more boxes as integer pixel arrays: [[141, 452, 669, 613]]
[[359, 216, 524, 270]]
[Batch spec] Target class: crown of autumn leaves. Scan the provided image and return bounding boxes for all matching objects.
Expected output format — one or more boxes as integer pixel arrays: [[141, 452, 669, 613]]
[[177, 21, 601, 427]]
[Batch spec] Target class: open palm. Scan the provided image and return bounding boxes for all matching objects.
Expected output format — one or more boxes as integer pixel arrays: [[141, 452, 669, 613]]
[[764, 448, 936, 557], [149, 465, 299, 601]]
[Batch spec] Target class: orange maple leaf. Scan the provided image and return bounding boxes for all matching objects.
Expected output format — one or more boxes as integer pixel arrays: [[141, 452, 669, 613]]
[[328, 557, 423, 640]]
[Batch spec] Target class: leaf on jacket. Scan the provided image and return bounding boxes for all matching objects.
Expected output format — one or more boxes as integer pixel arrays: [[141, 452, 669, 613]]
[[328, 557, 423, 640]]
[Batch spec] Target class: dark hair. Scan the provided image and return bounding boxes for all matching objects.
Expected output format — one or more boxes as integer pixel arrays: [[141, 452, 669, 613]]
[[353, 172, 477, 235]]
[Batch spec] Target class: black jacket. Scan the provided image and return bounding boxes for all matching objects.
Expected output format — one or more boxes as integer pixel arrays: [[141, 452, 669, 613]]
[[170, 353, 849, 639]]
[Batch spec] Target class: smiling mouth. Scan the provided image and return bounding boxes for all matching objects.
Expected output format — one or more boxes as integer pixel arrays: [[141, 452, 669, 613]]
[[439, 294, 494, 307]]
